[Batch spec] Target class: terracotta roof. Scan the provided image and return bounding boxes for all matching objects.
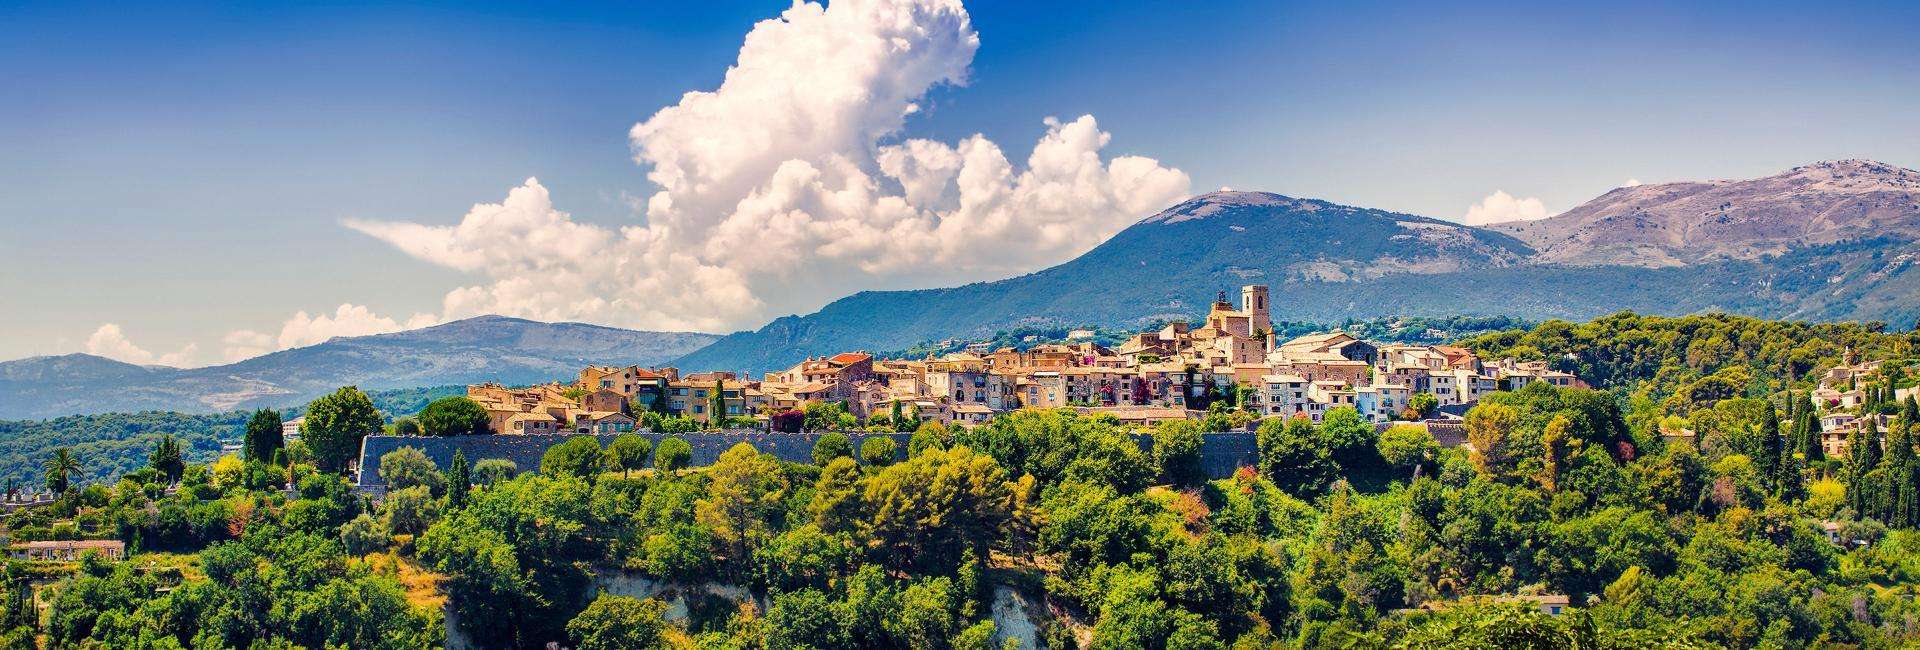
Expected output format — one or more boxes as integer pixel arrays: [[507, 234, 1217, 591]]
[[828, 352, 872, 366], [792, 381, 835, 394]]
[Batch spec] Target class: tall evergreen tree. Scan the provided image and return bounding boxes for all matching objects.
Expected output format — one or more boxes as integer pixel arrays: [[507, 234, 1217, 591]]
[[1758, 404, 1785, 493], [1892, 401, 1920, 527], [1799, 410, 1825, 463], [1862, 417, 1885, 471], [243, 408, 285, 463], [149, 435, 185, 483], [710, 378, 728, 427], [1849, 418, 1888, 520], [446, 449, 471, 510], [1, 573, 32, 633]]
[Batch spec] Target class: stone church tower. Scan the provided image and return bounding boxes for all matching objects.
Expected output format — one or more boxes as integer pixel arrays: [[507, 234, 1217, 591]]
[[1242, 284, 1271, 344]]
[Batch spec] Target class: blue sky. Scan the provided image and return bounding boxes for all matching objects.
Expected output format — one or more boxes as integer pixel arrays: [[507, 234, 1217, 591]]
[[4, 0, 1917, 365]]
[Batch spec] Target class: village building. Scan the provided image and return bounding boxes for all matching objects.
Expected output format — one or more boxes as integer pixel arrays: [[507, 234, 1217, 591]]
[[8, 539, 125, 562], [456, 283, 1595, 431]]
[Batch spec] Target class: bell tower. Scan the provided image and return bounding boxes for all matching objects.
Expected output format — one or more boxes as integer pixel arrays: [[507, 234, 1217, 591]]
[[1241, 284, 1271, 339]]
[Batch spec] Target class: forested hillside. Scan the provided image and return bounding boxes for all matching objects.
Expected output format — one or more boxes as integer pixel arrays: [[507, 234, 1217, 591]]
[[14, 312, 1920, 648], [0, 385, 462, 488], [1457, 311, 1918, 405]]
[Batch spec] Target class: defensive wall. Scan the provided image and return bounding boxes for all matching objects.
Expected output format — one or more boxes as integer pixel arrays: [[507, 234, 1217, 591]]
[[355, 429, 1260, 489]]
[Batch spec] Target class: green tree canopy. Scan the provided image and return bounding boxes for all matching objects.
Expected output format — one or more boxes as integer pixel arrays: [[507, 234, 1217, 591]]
[[655, 437, 693, 473], [418, 397, 491, 436], [567, 594, 670, 650], [541, 436, 604, 480], [378, 446, 444, 496], [243, 408, 285, 463], [1257, 417, 1335, 496], [812, 432, 854, 466], [604, 434, 653, 478], [860, 436, 899, 467], [303, 386, 384, 473]]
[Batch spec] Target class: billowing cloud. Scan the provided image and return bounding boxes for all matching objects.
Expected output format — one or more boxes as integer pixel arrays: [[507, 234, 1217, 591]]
[[86, 324, 197, 367], [347, 0, 1189, 333], [222, 304, 437, 361], [1459, 190, 1549, 226], [1623, 178, 1643, 187], [220, 330, 276, 362]]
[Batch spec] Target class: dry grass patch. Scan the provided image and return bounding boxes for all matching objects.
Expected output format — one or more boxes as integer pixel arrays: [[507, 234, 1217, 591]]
[[358, 551, 448, 611]]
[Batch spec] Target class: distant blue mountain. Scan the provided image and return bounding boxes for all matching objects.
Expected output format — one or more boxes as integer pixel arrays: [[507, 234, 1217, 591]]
[[674, 183, 1920, 374], [0, 315, 718, 419]]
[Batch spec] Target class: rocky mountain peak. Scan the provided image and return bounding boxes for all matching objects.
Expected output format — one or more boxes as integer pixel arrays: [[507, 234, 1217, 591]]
[[1138, 191, 1309, 225], [1492, 160, 1920, 267]]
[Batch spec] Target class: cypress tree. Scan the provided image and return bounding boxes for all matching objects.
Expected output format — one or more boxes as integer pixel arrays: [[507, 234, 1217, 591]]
[[1848, 419, 1882, 518], [1800, 410, 1825, 463], [149, 435, 186, 484], [243, 408, 285, 463], [446, 449, 471, 509], [1864, 418, 1884, 471], [1895, 400, 1920, 527], [1, 575, 32, 632], [1759, 405, 1785, 493], [1779, 452, 1809, 503]]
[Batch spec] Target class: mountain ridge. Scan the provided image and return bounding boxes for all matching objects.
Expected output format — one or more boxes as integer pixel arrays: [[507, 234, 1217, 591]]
[[1492, 159, 1920, 266], [0, 315, 718, 419], [674, 161, 1920, 373]]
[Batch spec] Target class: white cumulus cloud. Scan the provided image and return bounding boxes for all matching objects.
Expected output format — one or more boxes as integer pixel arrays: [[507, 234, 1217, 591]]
[[346, 0, 1190, 334], [1623, 178, 1643, 187], [221, 304, 438, 361], [1459, 190, 1549, 226], [86, 324, 198, 367]]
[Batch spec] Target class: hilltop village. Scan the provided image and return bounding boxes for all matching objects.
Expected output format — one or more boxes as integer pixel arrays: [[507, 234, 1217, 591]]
[[461, 285, 1583, 435]]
